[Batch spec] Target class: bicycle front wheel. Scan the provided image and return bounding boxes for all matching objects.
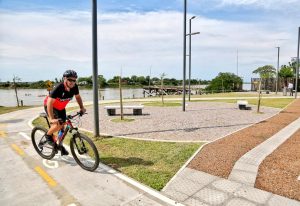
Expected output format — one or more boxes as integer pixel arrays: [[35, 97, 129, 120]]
[[70, 133, 100, 172]]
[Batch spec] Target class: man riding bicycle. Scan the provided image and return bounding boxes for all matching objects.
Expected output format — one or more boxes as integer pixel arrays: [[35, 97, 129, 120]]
[[43, 69, 86, 155]]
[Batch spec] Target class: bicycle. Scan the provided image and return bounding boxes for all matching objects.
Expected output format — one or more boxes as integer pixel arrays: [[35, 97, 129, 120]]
[[31, 112, 100, 172]]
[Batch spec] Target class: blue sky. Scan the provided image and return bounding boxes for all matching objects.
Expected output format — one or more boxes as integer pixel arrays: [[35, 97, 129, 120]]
[[1, 0, 300, 82]]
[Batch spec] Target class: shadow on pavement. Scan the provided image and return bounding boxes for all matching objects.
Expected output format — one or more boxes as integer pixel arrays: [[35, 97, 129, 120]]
[[101, 156, 154, 170]]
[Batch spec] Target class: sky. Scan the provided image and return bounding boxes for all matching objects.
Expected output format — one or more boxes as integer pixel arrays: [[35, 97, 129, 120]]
[[0, 0, 300, 82]]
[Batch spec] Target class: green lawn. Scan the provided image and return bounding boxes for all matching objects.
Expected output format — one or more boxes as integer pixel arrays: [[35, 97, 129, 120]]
[[158, 92, 279, 99], [32, 116, 201, 190], [142, 102, 181, 107], [91, 136, 200, 190], [192, 98, 294, 109], [0, 106, 33, 115]]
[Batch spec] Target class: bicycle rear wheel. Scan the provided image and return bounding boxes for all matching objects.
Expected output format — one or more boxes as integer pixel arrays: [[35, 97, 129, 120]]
[[70, 133, 100, 172], [31, 126, 56, 160]]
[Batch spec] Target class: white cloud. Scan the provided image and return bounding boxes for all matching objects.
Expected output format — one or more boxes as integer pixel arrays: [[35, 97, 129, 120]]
[[0, 9, 298, 82], [220, 0, 299, 8]]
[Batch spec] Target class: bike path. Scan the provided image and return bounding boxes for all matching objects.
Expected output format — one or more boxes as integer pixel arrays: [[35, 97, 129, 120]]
[[0, 108, 175, 206]]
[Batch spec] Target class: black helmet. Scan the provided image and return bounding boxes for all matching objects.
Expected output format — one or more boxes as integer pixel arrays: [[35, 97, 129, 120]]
[[63, 70, 78, 78]]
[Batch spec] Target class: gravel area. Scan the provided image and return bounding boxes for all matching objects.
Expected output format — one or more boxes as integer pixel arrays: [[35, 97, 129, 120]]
[[80, 102, 280, 141], [188, 99, 300, 178], [255, 128, 300, 201]]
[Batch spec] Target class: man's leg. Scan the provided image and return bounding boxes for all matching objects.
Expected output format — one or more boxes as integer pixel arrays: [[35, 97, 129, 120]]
[[55, 109, 69, 156], [47, 123, 63, 137], [43, 106, 63, 145]]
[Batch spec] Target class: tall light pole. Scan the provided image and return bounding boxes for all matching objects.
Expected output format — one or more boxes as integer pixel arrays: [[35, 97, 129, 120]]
[[296, 27, 300, 99], [187, 16, 200, 101], [275, 47, 280, 95], [92, 0, 99, 137], [182, 0, 187, 111], [236, 49, 239, 76]]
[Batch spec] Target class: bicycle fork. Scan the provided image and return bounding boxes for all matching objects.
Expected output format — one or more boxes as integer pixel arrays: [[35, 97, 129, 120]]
[[73, 135, 88, 155]]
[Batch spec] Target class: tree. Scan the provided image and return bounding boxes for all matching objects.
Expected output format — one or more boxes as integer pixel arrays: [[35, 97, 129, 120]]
[[160, 73, 166, 104], [206, 72, 242, 92], [130, 75, 138, 85], [12, 75, 21, 107], [279, 65, 294, 87], [253, 65, 276, 90], [98, 75, 107, 88], [137, 76, 147, 85], [252, 65, 276, 113], [107, 76, 119, 87], [54, 77, 63, 83]]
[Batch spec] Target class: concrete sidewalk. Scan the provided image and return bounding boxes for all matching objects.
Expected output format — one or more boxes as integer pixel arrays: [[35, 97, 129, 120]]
[[163, 168, 300, 206], [229, 117, 300, 186], [162, 114, 300, 205], [0, 107, 180, 206]]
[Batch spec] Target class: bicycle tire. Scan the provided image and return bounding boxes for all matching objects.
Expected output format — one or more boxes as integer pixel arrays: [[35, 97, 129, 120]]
[[70, 133, 100, 172], [31, 126, 56, 160]]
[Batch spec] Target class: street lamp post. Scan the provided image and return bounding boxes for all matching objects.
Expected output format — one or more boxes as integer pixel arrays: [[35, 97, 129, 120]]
[[296, 27, 300, 99], [236, 49, 239, 76], [92, 0, 99, 137], [182, 0, 187, 111], [275, 47, 280, 95], [187, 16, 200, 101]]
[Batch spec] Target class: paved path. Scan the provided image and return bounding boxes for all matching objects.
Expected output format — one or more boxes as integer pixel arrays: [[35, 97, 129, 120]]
[[163, 168, 300, 206], [0, 108, 178, 206], [228, 117, 300, 186]]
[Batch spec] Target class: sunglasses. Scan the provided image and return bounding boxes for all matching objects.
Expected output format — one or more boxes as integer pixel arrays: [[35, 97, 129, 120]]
[[67, 78, 76, 83]]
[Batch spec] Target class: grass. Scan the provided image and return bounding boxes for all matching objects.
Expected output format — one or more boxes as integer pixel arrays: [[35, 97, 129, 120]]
[[161, 92, 279, 99], [0, 106, 34, 115], [192, 98, 294, 109], [32, 116, 201, 190], [89, 136, 201, 190], [111, 118, 135, 123], [142, 102, 181, 107]]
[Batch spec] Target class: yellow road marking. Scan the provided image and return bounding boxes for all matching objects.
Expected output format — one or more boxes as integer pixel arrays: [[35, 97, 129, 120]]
[[11, 144, 25, 156], [0, 130, 7, 138], [34, 166, 57, 187]]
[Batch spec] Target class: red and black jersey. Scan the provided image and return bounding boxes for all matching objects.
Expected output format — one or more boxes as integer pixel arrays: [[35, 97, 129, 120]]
[[44, 82, 79, 110]]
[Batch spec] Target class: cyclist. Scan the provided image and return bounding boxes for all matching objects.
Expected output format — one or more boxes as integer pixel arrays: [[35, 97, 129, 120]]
[[42, 69, 86, 155]]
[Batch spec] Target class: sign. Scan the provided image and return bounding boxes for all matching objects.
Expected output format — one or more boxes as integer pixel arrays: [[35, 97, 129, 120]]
[[46, 80, 53, 92]]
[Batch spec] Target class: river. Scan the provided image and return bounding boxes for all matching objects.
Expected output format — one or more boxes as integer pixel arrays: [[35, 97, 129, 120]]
[[0, 88, 144, 107], [1, 83, 252, 107]]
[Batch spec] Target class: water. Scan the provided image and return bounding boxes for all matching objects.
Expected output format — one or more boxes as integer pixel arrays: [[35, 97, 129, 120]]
[[0, 88, 144, 107], [243, 83, 252, 91], [1, 83, 252, 107]]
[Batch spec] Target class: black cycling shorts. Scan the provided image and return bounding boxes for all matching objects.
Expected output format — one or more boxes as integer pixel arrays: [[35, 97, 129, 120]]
[[44, 106, 66, 122]]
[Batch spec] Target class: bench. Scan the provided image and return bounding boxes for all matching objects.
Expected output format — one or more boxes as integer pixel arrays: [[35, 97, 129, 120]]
[[237, 100, 251, 110], [104, 105, 144, 116]]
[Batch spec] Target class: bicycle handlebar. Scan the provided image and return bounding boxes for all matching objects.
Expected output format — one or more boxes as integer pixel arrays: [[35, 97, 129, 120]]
[[54, 112, 87, 124], [67, 112, 87, 120]]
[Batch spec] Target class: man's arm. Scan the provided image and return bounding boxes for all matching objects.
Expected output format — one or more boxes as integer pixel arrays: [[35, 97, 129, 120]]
[[75, 94, 86, 113]]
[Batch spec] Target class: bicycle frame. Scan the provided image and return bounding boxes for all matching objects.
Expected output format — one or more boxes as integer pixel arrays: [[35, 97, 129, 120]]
[[43, 113, 81, 147]]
